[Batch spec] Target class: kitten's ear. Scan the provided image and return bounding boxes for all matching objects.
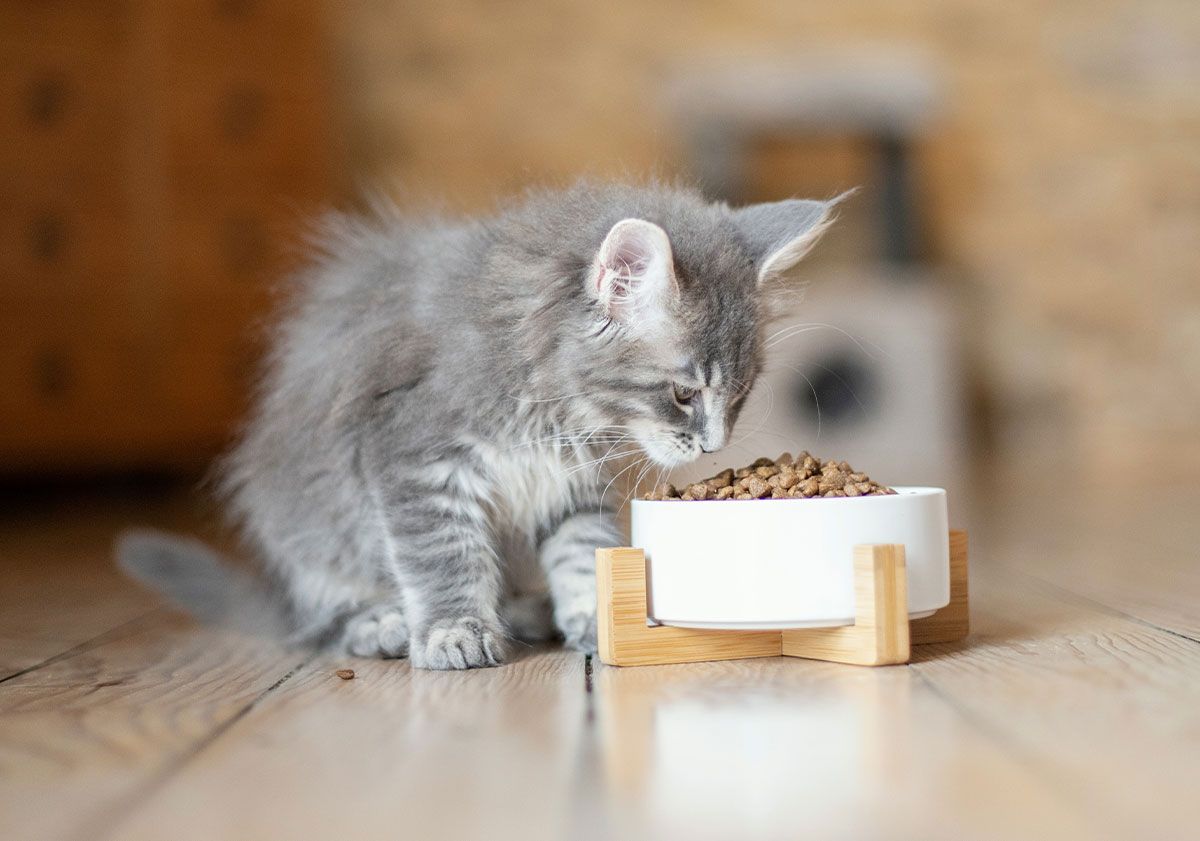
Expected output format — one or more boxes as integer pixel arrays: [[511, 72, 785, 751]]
[[732, 194, 848, 285], [591, 218, 679, 325]]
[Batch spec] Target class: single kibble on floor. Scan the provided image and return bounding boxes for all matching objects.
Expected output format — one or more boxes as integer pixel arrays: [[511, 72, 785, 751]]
[[642, 452, 897, 500], [336, 668, 355, 680]]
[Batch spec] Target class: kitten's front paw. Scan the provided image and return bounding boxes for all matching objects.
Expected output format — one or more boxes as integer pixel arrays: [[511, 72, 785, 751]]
[[342, 603, 409, 659], [556, 599, 598, 654], [412, 616, 506, 670]]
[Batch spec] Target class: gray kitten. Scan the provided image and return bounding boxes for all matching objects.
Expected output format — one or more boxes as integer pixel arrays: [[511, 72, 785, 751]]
[[119, 182, 838, 670]]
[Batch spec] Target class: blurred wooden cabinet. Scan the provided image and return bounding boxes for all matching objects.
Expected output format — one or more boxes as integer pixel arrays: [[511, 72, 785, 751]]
[[1, 0, 339, 473]]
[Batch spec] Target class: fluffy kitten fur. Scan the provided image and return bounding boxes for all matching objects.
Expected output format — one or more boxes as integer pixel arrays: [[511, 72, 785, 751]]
[[120, 182, 837, 670]]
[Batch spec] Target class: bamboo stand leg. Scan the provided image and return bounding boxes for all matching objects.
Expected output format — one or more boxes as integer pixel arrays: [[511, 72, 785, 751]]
[[780, 545, 910, 666], [911, 530, 969, 645]]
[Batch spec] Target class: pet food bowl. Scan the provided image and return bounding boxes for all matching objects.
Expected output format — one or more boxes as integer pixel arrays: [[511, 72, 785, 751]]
[[630, 487, 950, 629]]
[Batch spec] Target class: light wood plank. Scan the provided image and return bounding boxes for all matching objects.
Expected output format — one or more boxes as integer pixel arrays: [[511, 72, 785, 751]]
[[970, 477, 1200, 641], [0, 614, 302, 841], [0, 490, 220, 677], [111, 649, 587, 841], [911, 563, 1200, 838], [0, 521, 156, 678]]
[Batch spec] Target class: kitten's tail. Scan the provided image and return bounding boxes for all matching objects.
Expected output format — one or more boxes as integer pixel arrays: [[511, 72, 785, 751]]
[[115, 530, 286, 636]]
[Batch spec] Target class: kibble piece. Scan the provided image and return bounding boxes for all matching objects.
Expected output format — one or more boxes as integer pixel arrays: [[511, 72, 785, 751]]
[[776, 470, 799, 490], [824, 489, 847, 497], [844, 483, 862, 497], [800, 477, 821, 496], [776, 452, 794, 467], [734, 492, 752, 500], [755, 464, 780, 479], [715, 485, 735, 499], [657, 483, 679, 499], [771, 488, 788, 499], [680, 493, 694, 501], [336, 669, 355, 680], [707, 471, 733, 490], [746, 476, 771, 498], [847, 473, 868, 484], [687, 483, 712, 501], [818, 471, 849, 493], [751, 457, 774, 468], [735, 467, 753, 479]]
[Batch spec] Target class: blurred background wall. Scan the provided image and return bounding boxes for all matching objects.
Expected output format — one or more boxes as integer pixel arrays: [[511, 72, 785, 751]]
[[4, 0, 1199, 488]]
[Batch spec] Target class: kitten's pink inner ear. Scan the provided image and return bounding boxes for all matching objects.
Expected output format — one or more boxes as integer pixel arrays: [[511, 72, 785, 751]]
[[594, 219, 678, 311]]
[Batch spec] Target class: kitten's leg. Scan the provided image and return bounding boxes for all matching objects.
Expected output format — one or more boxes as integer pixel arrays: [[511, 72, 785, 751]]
[[340, 602, 409, 658], [502, 592, 556, 643], [381, 483, 507, 670], [539, 510, 622, 653]]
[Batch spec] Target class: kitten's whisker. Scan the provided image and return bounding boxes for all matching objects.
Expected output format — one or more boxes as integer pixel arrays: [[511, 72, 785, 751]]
[[600, 456, 650, 517], [563, 448, 641, 476], [724, 379, 776, 451], [791, 368, 822, 441], [507, 425, 635, 451], [777, 359, 869, 417], [506, 390, 594, 404], [624, 457, 657, 508], [590, 435, 637, 480], [763, 321, 885, 359]]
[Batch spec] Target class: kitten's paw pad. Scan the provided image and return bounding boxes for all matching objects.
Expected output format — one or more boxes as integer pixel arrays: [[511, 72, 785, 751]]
[[343, 605, 409, 659], [413, 616, 506, 670], [556, 603, 598, 655]]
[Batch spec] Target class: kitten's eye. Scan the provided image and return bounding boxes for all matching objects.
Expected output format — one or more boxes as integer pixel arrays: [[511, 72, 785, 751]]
[[673, 383, 698, 404]]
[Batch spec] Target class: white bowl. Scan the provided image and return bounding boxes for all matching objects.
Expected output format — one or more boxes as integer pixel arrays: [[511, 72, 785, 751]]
[[631, 487, 950, 629]]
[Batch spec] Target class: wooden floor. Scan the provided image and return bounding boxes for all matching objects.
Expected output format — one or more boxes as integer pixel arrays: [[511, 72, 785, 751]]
[[2, 476, 1199, 841]]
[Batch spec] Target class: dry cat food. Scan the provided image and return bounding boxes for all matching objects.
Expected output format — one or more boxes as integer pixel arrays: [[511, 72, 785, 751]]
[[335, 668, 356, 680], [643, 452, 897, 501]]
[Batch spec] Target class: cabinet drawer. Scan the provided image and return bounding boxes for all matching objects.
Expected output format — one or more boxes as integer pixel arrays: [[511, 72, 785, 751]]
[[161, 178, 324, 295], [0, 189, 133, 300], [0, 5, 128, 180], [0, 304, 154, 470]]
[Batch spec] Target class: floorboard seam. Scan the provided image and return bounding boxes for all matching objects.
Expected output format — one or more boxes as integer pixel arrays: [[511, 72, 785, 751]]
[[88, 658, 310, 841], [0, 609, 161, 685], [1012, 569, 1200, 646], [583, 654, 595, 725]]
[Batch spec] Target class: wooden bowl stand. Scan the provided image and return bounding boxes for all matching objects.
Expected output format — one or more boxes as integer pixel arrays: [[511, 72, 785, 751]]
[[595, 530, 968, 667]]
